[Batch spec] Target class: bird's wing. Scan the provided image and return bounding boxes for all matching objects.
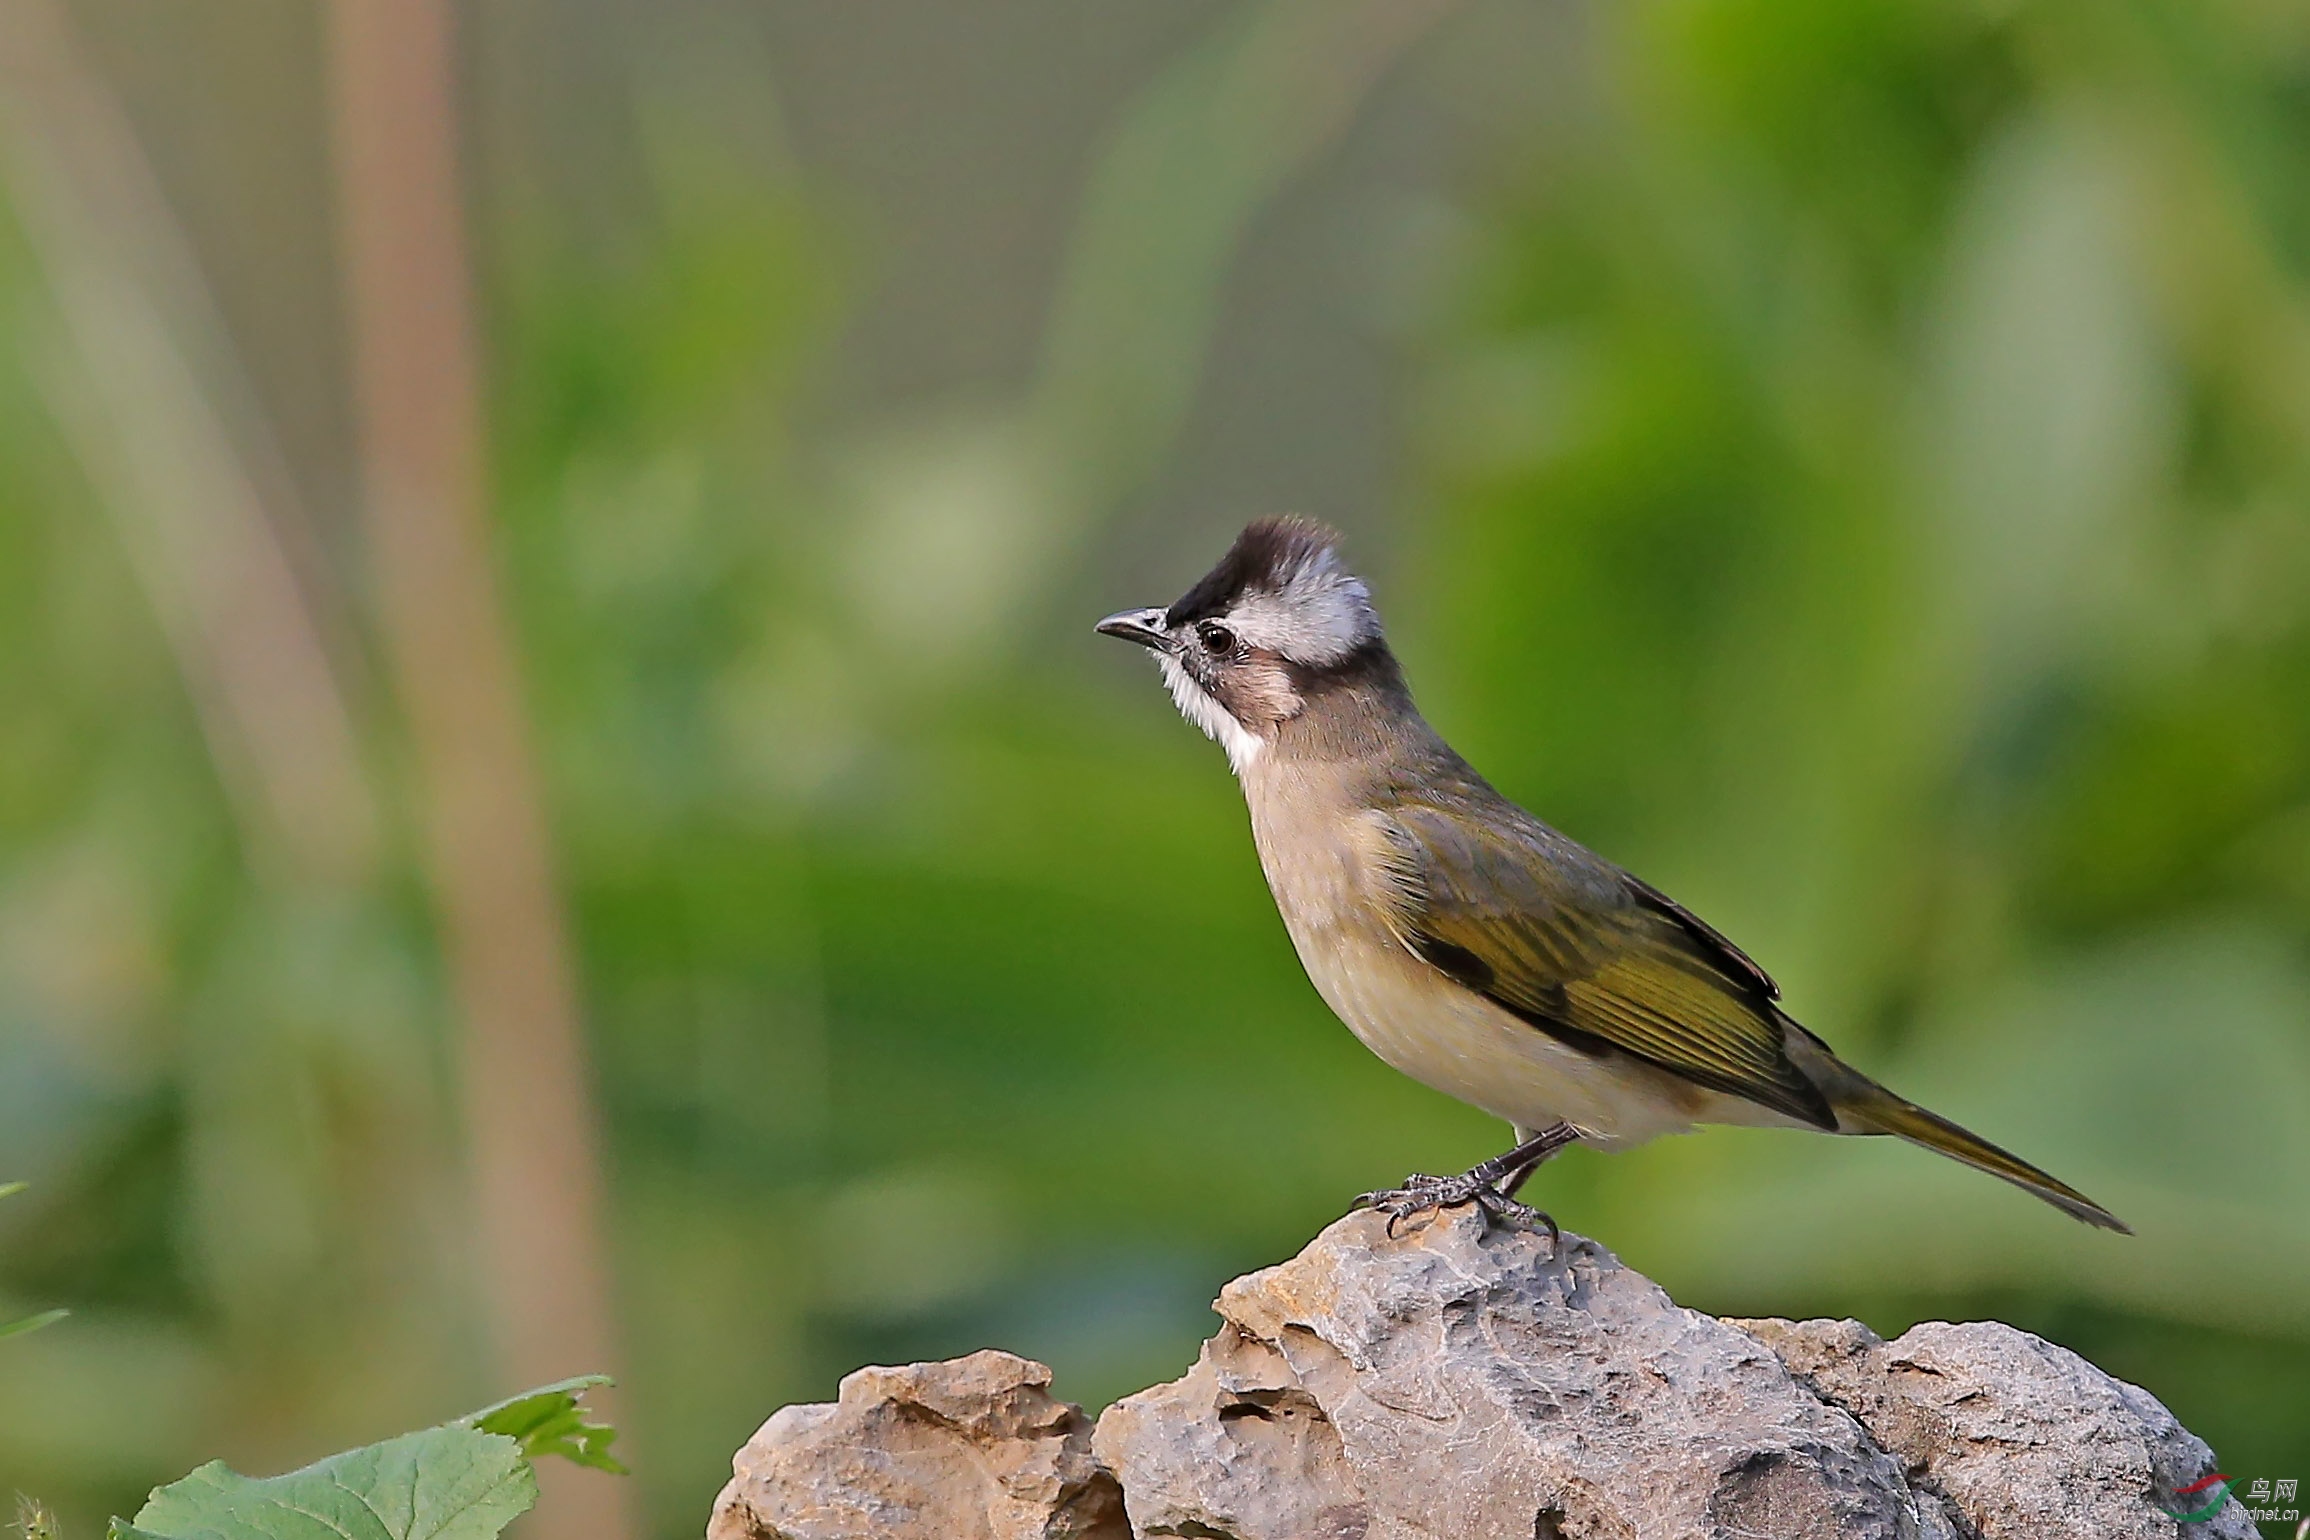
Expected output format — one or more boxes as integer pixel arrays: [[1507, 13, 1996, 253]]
[[1379, 801, 1834, 1129], [1620, 870, 1781, 1001]]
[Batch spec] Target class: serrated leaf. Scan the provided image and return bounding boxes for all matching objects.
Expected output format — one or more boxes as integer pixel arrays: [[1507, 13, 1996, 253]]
[[115, 1427, 537, 1540], [460, 1375, 626, 1475]]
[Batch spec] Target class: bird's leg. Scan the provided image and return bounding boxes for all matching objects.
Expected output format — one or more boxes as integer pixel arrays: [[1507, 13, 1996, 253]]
[[1496, 1121, 1581, 1199], [1351, 1121, 1582, 1241]]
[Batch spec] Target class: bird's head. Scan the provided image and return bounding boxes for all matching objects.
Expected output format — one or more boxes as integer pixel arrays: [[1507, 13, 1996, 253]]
[[1097, 516, 1384, 771]]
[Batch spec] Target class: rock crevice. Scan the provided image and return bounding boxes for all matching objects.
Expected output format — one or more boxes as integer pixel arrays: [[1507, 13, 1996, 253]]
[[707, 1210, 2245, 1540]]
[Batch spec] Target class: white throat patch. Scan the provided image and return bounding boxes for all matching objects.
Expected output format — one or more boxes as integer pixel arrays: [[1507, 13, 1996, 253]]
[[1223, 546, 1378, 667], [1156, 652, 1264, 772]]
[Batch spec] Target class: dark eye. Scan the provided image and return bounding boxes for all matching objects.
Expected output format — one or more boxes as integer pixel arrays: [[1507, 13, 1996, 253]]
[[1198, 622, 1237, 655]]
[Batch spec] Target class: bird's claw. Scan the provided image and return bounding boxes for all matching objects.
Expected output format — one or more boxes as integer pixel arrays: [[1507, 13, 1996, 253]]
[[1350, 1170, 1560, 1245]]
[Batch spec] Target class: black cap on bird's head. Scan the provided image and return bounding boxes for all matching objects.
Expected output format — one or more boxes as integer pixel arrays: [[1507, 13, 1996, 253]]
[[1096, 517, 1386, 769], [1160, 516, 1381, 661], [1096, 516, 1381, 665]]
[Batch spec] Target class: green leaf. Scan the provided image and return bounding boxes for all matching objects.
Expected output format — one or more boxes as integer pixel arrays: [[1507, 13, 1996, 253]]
[[100, 1376, 621, 1540], [460, 1375, 626, 1475], [113, 1427, 538, 1540], [1, 1184, 64, 1343], [0, 1306, 68, 1340]]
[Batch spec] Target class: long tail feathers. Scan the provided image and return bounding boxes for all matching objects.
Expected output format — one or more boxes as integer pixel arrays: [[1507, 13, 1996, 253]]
[[1834, 1087, 2131, 1234]]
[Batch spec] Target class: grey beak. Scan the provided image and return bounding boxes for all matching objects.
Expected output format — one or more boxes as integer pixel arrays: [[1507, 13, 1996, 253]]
[[1095, 607, 1173, 651]]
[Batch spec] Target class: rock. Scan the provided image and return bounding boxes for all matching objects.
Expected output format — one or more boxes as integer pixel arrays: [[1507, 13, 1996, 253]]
[[1095, 1208, 1931, 1540], [1092, 1208, 2247, 1540], [707, 1211, 2246, 1540], [1736, 1315, 2254, 1540], [705, 1348, 1128, 1540]]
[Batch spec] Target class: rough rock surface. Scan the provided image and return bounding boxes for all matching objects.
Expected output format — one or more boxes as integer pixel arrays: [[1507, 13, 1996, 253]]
[[706, 1348, 1127, 1540], [709, 1212, 2246, 1540], [1095, 1210, 2248, 1540], [1735, 1314, 2253, 1540]]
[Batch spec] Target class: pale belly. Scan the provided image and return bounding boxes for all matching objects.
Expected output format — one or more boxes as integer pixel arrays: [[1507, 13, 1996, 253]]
[[1289, 919, 1712, 1149], [1242, 778, 1783, 1147]]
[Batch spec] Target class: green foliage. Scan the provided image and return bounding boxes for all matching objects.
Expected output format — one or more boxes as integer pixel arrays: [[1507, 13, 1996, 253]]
[[0, 1311, 66, 1344], [106, 1434, 533, 1540], [104, 1382, 619, 1540], [462, 1376, 626, 1476], [18, 1496, 59, 1540], [0, 1185, 63, 1343]]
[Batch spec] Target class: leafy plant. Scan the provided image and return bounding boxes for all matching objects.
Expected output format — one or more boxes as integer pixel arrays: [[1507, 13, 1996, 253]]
[[18, 1496, 59, 1540], [0, 1185, 65, 1343], [105, 1377, 620, 1540], [461, 1376, 626, 1475]]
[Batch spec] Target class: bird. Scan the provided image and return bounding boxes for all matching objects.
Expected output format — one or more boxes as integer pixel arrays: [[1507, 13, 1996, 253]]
[[1097, 515, 2128, 1237]]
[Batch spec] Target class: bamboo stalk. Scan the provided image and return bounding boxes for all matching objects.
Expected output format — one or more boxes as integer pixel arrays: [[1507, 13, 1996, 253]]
[[326, 7, 630, 1538], [0, 0, 375, 886]]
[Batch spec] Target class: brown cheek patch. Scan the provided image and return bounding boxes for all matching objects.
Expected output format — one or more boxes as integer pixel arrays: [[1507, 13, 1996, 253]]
[[1214, 652, 1304, 728]]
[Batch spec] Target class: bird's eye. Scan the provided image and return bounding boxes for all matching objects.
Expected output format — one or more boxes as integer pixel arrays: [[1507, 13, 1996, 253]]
[[1198, 622, 1237, 655]]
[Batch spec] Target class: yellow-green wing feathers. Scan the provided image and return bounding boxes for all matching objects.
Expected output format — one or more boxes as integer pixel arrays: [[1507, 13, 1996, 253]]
[[1381, 802, 1836, 1129], [1376, 794, 2127, 1230]]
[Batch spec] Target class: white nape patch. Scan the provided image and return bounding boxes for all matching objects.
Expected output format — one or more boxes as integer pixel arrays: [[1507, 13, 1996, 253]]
[[1156, 652, 1264, 773], [1225, 546, 1378, 667]]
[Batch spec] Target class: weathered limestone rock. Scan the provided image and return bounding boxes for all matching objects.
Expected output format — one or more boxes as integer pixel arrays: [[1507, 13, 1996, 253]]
[[705, 1348, 1127, 1540], [1736, 1314, 2250, 1540], [1095, 1208, 1937, 1540], [1093, 1208, 2247, 1540], [708, 1211, 2245, 1540]]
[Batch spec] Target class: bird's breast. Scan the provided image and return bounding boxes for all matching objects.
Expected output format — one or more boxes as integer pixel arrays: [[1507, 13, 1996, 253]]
[[1241, 770, 1397, 947], [1239, 768, 1713, 1146]]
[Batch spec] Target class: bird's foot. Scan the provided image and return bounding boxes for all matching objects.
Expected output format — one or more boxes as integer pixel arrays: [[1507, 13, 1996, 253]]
[[1350, 1170, 1560, 1244]]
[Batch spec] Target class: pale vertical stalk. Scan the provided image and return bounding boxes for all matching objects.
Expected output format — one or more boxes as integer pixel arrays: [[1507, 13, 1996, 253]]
[[326, 6, 627, 1535], [0, 0, 376, 886]]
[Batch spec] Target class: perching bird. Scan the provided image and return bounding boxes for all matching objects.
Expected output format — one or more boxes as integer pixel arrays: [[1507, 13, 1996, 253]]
[[1098, 516, 2127, 1236]]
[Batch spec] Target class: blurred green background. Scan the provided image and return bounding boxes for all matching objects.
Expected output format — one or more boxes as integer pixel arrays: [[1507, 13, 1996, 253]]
[[3, 0, 2308, 1535]]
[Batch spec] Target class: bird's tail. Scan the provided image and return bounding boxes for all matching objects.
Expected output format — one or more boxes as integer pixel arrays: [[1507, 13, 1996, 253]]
[[1829, 1081, 2131, 1233]]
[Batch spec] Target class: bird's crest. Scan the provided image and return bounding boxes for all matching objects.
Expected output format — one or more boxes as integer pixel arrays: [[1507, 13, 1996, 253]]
[[1167, 516, 1380, 667]]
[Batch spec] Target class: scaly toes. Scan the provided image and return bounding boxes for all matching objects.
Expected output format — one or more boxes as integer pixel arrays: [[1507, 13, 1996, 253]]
[[1349, 1179, 1455, 1237], [1469, 1187, 1561, 1246], [1351, 1173, 1561, 1245], [1350, 1172, 1443, 1211]]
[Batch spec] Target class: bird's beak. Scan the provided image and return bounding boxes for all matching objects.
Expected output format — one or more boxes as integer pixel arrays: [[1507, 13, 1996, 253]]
[[1095, 606, 1173, 652]]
